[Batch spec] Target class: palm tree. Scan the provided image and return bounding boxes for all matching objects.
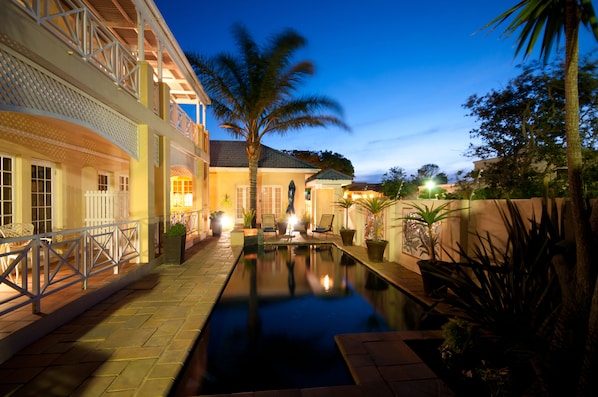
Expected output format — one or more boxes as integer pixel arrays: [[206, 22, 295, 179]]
[[186, 24, 349, 220], [486, 1, 598, 394]]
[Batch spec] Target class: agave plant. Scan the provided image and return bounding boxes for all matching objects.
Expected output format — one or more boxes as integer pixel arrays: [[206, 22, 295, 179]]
[[334, 197, 355, 230], [355, 196, 395, 241], [242, 207, 256, 228]]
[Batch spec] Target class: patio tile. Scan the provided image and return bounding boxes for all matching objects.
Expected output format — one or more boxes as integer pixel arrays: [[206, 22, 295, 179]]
[[378, 362, 438, 381]]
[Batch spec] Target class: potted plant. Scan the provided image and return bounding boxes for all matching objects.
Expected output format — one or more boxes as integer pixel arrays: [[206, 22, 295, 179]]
[[242, 208, 255, 228], [163, 222, 187, 265], [277, 217, 289, 236], [241, 208, 259, 246], [355, 196, 396, 262], [210, 210, 224, 237], [334, 197, 356, 246], [397, 201, 464, 296]]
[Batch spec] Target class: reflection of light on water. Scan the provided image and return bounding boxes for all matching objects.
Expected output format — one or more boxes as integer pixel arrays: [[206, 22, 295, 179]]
[[321, 274, 332, 291]]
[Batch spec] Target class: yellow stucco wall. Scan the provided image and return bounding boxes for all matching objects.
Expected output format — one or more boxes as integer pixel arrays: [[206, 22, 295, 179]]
[[209, 169, 315, 227], [0, 137, 130, 230]]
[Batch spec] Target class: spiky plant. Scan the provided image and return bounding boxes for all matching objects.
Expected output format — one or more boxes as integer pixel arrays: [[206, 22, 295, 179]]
[[356, 196, 395, 241], [437, 200, 562, 345], [334, 197, 355, 230]]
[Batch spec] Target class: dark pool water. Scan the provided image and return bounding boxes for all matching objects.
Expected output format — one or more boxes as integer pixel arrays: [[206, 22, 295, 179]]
[[179, 244, 440, 395]]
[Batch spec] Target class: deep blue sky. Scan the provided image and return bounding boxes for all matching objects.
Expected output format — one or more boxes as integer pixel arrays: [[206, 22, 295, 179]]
[[154, 0, 596, 182]]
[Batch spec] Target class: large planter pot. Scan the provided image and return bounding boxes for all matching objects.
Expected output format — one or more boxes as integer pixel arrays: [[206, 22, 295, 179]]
[[277, 222, 288, 236], [243, 228, 258, 247], [163, 233, 187, 265], [340, 229, 356, 246], [211, 221, 222, 237], [417, 260, 451, 297], [365, 239, 388, 262]]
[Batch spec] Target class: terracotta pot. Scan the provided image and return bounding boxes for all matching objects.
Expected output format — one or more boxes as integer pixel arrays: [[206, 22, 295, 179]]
[[365, 239, 388, 262]]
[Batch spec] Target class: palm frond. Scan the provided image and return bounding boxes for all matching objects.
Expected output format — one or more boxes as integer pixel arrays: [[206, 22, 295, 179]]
[[483, 0, 572, 62]]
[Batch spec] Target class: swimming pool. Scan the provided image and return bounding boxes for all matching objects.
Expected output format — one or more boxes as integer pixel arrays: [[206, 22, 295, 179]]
[[183, 244, 440, 395]]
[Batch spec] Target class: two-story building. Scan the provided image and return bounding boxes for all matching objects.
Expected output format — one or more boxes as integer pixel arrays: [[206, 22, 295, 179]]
[[0, 0, 210, 265]]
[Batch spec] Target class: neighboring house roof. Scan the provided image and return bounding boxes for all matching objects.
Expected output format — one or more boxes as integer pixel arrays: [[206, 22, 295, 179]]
[[306, 169, 353, 183], [345, 182, 382, 192], [210, 140, 320, 170]]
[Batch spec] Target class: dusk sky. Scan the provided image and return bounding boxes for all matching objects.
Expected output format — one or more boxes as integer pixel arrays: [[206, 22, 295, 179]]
[[154, 0, 597, 183]]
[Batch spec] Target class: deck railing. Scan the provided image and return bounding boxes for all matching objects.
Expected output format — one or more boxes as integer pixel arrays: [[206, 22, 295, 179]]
[[170, 99, 199, 145], [10, 0, 202, 145], [0, 221, 140, 316], [170, 210, 201, 235], [13, 0, 140, 98]]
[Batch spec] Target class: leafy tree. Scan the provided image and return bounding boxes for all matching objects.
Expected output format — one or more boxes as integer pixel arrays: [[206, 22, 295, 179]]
[[486, 1, 598, 394], [380, 167, 416, 198], [282, 149, 354, 176], [381, 164, 450, 199], [464, 57, 598, 198], [410, 164, 448, 198], [186, 24, 349, 218], [410, 163, 448, 186], [449, 169, 486, 200]]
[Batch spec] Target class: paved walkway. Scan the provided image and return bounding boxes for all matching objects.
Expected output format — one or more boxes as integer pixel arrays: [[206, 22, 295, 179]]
[[0, 232, 453, 396]]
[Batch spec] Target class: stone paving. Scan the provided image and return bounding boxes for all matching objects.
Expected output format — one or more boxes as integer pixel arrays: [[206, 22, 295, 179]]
[[0, 232, 454, 396], [0, 234, 241, 397]]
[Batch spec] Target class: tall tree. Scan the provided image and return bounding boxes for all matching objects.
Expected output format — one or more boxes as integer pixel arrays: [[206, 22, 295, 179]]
[[464, 57, 598, 198], [381, 167, 410, 198], [486, 1, 598, 394], [186, 24, 349, 217], [411, 163, 448, 186], [282, 149, 355, 176]]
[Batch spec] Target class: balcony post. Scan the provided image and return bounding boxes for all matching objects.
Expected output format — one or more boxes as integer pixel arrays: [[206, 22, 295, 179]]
[[129, 125, 156, 262], [138, 61, 154, 109]]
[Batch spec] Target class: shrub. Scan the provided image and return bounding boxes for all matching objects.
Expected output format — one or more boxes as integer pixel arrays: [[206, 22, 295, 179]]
[[166, 222, 187, 237]]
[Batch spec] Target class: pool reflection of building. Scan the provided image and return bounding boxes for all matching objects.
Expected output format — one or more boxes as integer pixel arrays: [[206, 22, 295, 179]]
[[219, 245, 432, 331]]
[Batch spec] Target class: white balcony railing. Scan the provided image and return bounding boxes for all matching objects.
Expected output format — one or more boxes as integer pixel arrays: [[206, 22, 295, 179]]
[[14, 0, 140, 98], [11, 0, 202, 145], [170, 99, 199, 145], [0, 221, 140, 316]]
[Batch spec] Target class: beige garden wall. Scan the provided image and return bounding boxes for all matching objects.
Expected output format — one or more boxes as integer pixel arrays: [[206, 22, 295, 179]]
[[349, 198, 554, 274]]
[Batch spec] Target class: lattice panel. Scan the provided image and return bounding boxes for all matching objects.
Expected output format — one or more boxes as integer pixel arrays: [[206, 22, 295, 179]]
[[0, 49, 139, 159]]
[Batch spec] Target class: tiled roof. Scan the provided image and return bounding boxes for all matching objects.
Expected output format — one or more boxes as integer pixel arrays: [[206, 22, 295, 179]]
[[306, 169, 353, 182], [210, 140, 320, 170], [345, 182, 382, 192]]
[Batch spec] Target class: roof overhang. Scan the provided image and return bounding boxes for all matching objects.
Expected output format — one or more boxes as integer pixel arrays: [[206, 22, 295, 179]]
[[83, 0, 210, 105]]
